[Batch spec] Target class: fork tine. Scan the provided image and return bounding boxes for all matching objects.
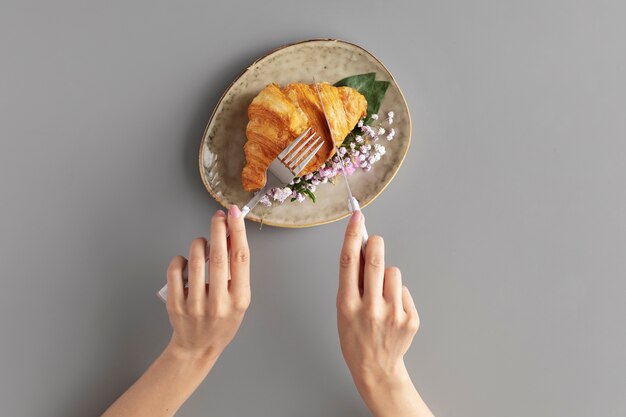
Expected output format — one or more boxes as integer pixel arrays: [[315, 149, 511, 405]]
[[283, 131, 317, 165], [291, 137, 325, 175], [277, 127, 312, 159], [287, 134, 321, 169]]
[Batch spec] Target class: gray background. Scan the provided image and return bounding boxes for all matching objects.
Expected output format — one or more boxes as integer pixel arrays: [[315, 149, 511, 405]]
[[1, 1, 624, 416]]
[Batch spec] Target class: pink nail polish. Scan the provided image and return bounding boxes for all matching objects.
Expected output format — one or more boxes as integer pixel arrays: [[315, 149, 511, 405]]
[[215, 209, 226, 218], [351, 210, 361, 223], [229, 205, 240, 218]]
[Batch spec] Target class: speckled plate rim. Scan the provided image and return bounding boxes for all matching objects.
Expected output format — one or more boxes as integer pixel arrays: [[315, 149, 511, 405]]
[[198, 38, 412, 228]]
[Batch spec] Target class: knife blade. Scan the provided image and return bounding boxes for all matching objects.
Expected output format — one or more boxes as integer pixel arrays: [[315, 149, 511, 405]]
[[313, 80, 369, 250]]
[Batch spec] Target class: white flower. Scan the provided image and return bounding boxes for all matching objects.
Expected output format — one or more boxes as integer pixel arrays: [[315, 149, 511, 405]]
[[368, 156, 376, 164], [371, 114, 379, 120], [259, 195, 272, 206], [274, 187, 293, 203], [321, 177, 328, 184], [338, 147, 347, 156], [355, 135, 364, 144], [350, 142, 356, 149], [307, 184, 316, 192], [359, 154, 366, 161], [311, 178, 320, 185], [386, 128, 396, 141], [296, 193, 306, 203], [377, 127, 386, 135], [305, 173, 314, 180], [294, 177, 301, 184], [360, 145, 367, 153], [357, 119, 364, 128], [387, 111, 394, 118], [362, 126, 375, 137], [374, 143, 386, 155]]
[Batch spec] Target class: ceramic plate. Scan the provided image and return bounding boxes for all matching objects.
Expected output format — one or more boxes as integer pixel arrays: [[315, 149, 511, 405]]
[[199, 39, 411, 228]]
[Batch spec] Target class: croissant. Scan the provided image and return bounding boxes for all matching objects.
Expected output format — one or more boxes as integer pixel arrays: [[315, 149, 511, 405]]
[[242, 82, 367, 192]]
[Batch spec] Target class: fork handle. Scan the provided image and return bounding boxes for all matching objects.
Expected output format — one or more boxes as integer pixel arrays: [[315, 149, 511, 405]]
[[348, 197, 369, 255]]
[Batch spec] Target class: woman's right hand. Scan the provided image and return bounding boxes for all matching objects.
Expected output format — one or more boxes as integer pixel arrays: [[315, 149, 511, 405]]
[[337, 211, 434, 417]]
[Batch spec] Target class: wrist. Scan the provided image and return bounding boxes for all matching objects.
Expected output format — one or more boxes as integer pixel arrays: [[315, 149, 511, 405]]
[[352, 362, 431, 417], [354, 360, 410, 393], [353, 362, 417, 410], [164, 340, 221, 369]]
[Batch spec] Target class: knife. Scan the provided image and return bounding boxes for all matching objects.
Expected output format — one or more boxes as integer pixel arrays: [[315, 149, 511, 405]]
[[313, 80, 369, 252]]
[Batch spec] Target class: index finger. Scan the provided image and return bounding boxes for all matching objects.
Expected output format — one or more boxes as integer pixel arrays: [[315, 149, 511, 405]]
[[227, 205, 250, 297], [208, 210, 229, 302], [338, 211, 364, 301]]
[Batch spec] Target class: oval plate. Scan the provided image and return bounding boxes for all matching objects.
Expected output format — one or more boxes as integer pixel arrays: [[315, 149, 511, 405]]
[[199, 39, 411, 228]]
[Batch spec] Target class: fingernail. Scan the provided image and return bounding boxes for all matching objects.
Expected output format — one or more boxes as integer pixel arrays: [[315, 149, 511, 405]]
[[229, 205, 240, 218], [351, 210, 361, 223], [214, 209, 226, 218]]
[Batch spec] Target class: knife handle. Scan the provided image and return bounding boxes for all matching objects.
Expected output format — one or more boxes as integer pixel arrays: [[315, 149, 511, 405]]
[[348, 197, 369, 255]]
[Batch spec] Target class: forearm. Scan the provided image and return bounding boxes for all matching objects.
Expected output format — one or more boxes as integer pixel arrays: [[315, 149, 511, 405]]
[[355, 364, 434, 417], [101, 342, 218, 417]]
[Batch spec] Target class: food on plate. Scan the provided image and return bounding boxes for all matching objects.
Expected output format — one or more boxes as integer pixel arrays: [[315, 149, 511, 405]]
[[241, 82, 367, 192]]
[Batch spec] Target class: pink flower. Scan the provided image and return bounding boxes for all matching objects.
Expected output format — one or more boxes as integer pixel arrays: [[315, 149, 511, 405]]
[[344, 162, 356, 176]]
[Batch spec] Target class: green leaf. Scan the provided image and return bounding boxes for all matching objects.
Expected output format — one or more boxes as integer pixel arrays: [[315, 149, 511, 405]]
[[364, 81, 389, 121], [334, 73, 390, 122], [334, 73, 376, 92], [303, 189, 316, 203]]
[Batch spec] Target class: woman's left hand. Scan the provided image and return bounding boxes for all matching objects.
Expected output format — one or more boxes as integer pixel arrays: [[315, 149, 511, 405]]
[[165, 205, 251, 361]]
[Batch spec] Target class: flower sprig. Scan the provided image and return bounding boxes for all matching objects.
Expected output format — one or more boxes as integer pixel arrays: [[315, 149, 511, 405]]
[[259, 111, 396, 207]]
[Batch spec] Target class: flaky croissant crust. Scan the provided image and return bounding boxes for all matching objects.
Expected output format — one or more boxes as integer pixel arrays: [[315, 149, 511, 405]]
[[242, 82, 367, 192]]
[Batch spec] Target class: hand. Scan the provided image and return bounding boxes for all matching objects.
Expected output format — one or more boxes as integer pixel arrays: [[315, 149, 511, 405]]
[[165, 206, 251, 362], [102, 206, 251, 417], [337, 211, 434, 417]]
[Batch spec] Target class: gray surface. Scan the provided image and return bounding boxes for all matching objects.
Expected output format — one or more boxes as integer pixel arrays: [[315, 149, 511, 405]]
[[1, 1, 625, 416]]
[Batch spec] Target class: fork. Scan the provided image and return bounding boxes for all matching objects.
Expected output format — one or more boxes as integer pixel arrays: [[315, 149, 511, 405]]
[[157, 127, 324, 302]]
